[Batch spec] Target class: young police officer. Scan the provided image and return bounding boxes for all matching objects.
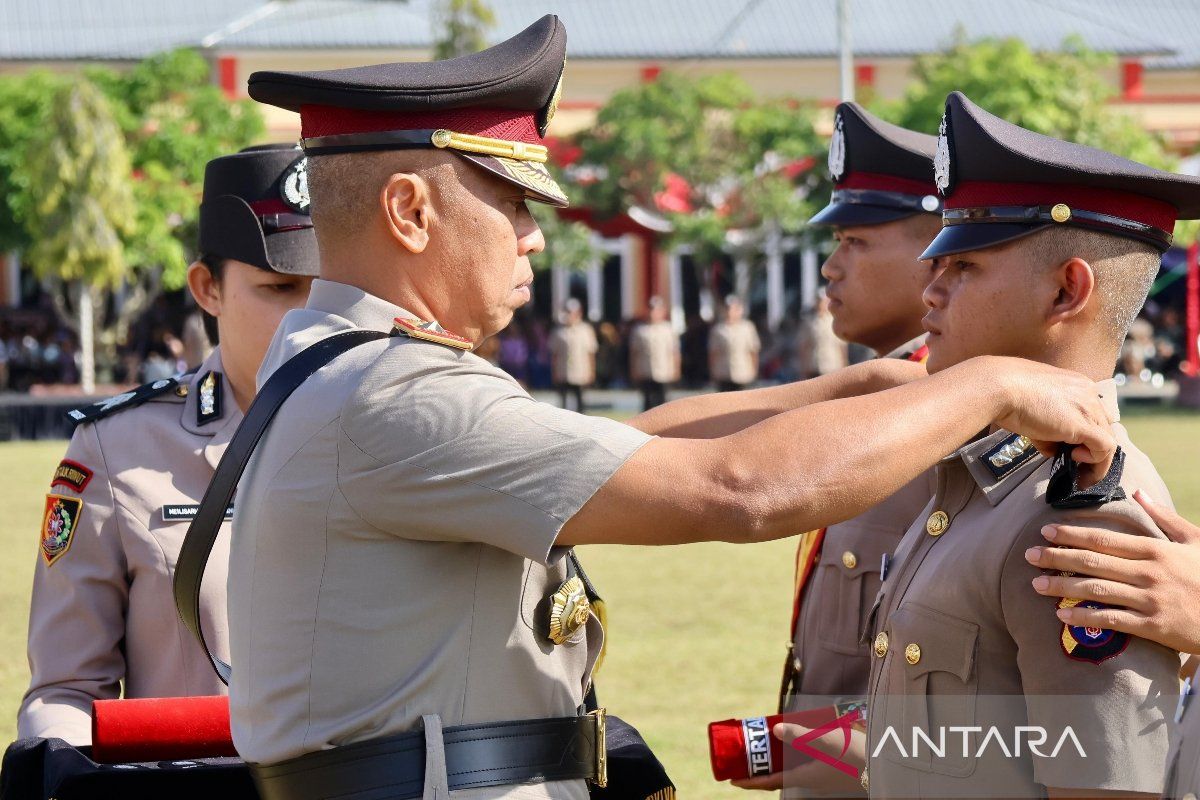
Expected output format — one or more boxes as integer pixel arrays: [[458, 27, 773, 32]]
[[859, 92, 1200, 799], [18, 146, 317, 743], [776, 102, 941, 735], [224, 19, 1118, 799]]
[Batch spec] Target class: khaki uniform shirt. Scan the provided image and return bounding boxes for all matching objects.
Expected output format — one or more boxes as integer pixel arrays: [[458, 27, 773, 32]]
[[865, 381, 1178, 797], [630, 321, 679, 383], [228, 280, 652, 800], [708, 320, 761, 385], [787, 336, 932, 703], [549, 321, 597, 386], [18, 349, 237, 744], [1166, 683, 1200, 799]]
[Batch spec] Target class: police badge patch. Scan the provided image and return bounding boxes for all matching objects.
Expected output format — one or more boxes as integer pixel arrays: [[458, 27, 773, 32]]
[[828, 113, 846, 182], [1058, 596, 1129, 663], [41, 494, 83, 566], [280, 156, 310, 213], [934, 113, 953, 195]]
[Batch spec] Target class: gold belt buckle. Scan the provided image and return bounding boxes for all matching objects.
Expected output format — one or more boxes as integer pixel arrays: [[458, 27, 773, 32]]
[[588, 707, 608, 788]]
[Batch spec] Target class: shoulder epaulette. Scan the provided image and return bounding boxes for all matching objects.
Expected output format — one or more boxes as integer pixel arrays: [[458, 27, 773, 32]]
[[1046, 445, 1127, 509], [66, 377, 185, 428]]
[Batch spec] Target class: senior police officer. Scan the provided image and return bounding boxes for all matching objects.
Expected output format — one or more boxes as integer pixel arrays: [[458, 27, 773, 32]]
[[225, 18, 1117, 800], [749, 104, 944, 795], [17, 146, 318, 743]]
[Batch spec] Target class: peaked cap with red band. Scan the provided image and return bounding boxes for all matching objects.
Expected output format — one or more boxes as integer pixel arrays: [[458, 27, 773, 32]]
[[247, 15, 569, 207], [922, 91, 1200, 260], [198, 145, 319, 276], [809, 101, 941, 227]]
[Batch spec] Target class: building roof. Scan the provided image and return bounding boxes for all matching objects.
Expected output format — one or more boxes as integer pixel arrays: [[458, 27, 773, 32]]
[[0, 0, 1190, 66]]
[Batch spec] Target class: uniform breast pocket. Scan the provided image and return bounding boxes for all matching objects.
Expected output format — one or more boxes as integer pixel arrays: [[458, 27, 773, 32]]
[[815, 524, 897, 656], [881, 602, 979, 778]]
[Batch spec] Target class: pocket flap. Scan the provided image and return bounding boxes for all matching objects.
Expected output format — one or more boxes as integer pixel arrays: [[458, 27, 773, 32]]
[[817, 522, 899, 579], [888, 602, 978, 681]]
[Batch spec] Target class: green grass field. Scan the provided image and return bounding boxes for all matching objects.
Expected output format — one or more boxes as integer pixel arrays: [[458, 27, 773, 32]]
[[1, 408, 1197, 798]]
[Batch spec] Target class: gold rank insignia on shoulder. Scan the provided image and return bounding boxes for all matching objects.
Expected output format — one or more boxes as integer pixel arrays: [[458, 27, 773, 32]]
[[983, 432, 1038, 480], [548, 574, 591, 645], [392, 317, 473, 351]]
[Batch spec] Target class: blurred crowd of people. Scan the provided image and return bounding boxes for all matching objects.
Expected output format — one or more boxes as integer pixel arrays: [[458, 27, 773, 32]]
[[0, 292, 1194, 403]]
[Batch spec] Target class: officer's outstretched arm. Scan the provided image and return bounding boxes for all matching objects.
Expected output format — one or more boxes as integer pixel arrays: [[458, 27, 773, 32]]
[[558, 356, 1115, 546], [626, 358, 923, 439]]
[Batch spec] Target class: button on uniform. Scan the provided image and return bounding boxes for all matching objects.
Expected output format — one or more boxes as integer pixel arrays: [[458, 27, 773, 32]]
[[874, 631, 889, 658], [904, 643, 921, 665], [841, 551, 858, 570], [926, 510, 950, 536]]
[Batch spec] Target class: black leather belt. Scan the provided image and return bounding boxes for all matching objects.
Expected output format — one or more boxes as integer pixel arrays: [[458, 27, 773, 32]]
[[251, 712, 607, 800]]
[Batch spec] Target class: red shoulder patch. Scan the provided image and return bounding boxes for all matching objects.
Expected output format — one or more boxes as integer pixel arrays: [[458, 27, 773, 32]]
[[50, 459, 93, 493]]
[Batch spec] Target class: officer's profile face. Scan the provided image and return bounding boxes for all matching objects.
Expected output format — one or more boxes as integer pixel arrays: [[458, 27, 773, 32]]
[[426, 162, 546, 341], [920, 240, 1046, 374], [821, 217, 940, 351], [187, 258, 314, 393]]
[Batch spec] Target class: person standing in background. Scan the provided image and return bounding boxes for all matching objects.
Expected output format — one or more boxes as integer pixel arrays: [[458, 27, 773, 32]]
[[549, 298, 597, 411], [709, 295, 760, 391], [630, 296, 680, 410], [797, 292, 848, 378]]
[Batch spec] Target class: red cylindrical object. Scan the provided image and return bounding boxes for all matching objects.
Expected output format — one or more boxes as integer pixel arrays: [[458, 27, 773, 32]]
[[709, 703, 863, 781], [91, 696, 236, 763]]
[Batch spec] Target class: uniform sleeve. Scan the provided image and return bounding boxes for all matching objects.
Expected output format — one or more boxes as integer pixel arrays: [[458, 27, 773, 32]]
[[1000, 500, 1178, 794], [18, 423, 129, 744], [338, 361, 653, 563]]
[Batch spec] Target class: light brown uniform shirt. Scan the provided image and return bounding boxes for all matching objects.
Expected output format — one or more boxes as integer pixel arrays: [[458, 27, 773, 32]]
[[629, 320, 679, 383], [708, 320, 761, 385], [549, 321, 597, 386], [18, 349, 237, 744], [865, 381, 1178, 797], [1166, 682, 1200, 799], [228, 280, 652, 800], [787, 337, 932, 703]]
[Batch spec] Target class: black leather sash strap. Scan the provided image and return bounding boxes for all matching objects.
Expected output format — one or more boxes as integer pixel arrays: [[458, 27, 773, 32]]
[[251, 715, 602, 800], [173, 329, 391, 683]]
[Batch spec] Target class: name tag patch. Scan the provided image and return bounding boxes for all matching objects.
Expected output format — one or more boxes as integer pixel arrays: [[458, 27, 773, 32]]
[[162, 504, 234, 522], [51, 459, 94, 493]]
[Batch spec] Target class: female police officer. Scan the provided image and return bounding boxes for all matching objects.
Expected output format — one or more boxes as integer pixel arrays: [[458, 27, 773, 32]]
[[17, 146, 318, 744]]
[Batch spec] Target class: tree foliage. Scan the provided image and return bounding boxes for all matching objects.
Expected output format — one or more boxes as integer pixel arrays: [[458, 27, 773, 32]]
[[529, 205, 598, 273], [432, 0, 496, 60], [878, 35, 1173, 169], [21, 81, 135, 287], [571, 71, 823, 261]]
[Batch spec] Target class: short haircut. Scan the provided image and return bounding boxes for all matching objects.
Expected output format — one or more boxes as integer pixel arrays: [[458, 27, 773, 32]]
[[306, 150, 460, 242], [1018, 226, 1160, 346]]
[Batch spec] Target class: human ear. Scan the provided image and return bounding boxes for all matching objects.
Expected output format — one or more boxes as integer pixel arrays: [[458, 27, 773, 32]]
[[380, 173, 431, 254], [1047, 257, 1095, 323], [186, 260, 222, 317]]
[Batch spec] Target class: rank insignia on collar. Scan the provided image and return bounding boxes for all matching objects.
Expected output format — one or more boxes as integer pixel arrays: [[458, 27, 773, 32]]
[[197, 371, 223, 426], [548, 574, 591, 645], [983, 433, 1037, 480], [1058, 596, 1129, 663], [51, 459, 93, 493], [41, 494, 83, 567], [392, 317, 473, 350]]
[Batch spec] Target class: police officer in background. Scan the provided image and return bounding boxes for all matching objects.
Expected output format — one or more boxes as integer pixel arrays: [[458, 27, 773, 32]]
[[757, 103, 944, 796], [550, 297, 596, 412], [219, 17, 1117, 800], [708, 295, 760, 392], [17, 146, 318, 743], [630, 296, 680, 409]]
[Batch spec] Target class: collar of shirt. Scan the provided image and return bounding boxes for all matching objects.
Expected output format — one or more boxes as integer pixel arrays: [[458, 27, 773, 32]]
[[305, 278, 424, 332], [878, 333, 929, 361], [940, 378, 1119, 506], [179, 345, 244, 467]]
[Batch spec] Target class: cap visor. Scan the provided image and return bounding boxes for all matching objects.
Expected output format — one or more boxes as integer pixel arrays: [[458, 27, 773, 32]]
[[918, 223, 1051, 260], [265, 227, 321, 276], [808, 202, 920, 227], [457, 152, 569, 208]]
